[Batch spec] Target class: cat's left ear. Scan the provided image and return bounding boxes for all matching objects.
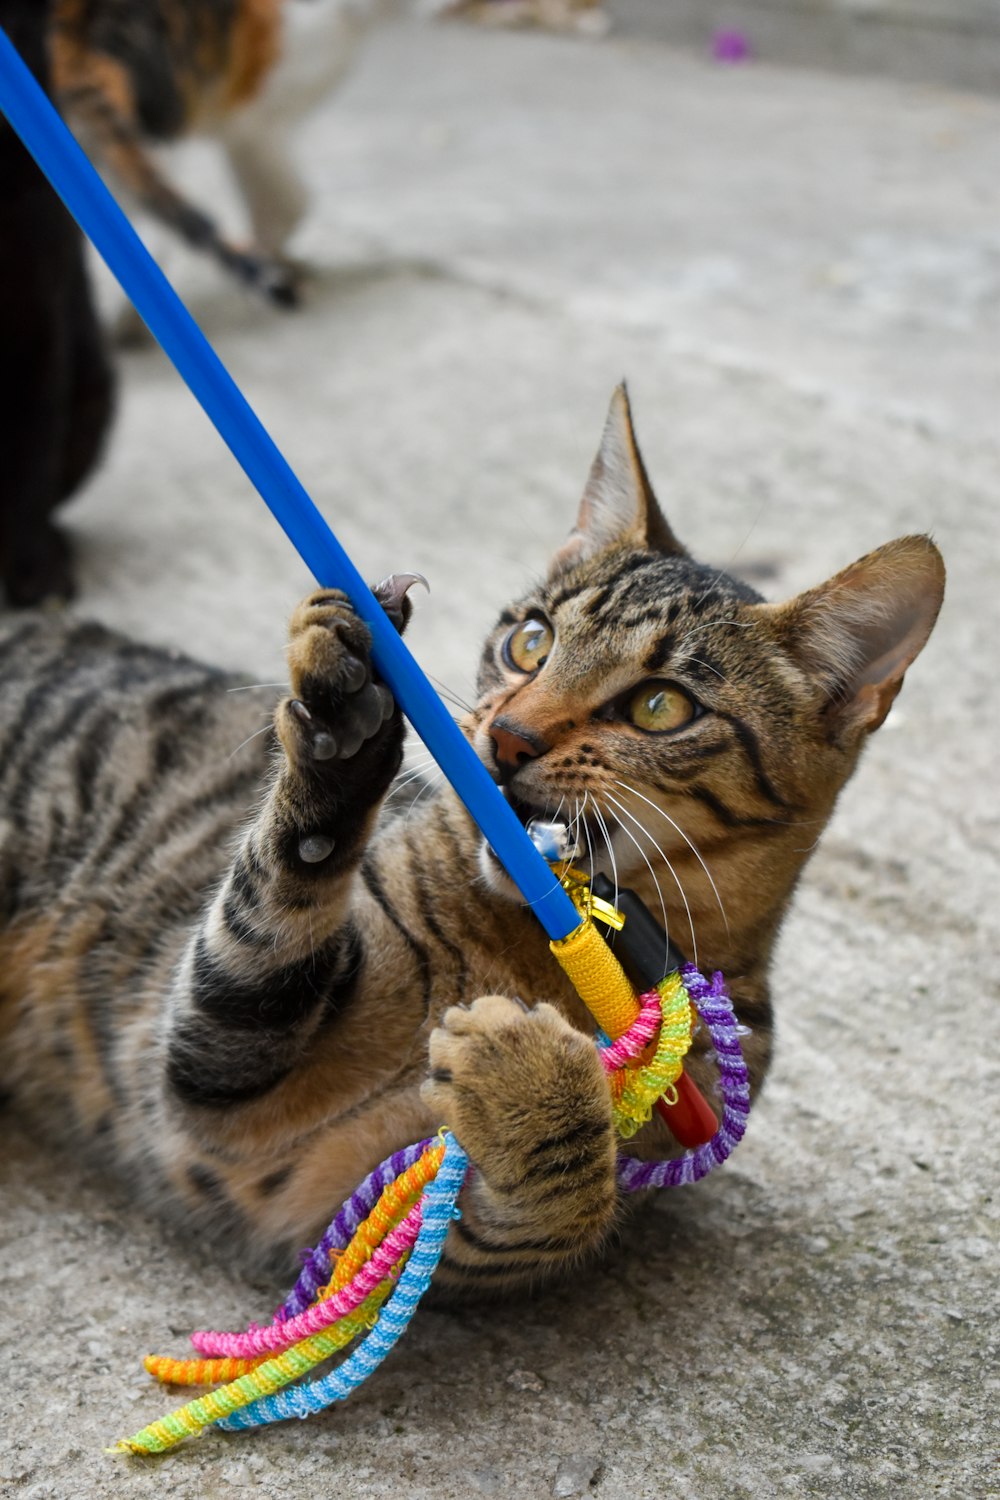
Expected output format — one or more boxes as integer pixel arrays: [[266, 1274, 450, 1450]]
[[550, 384, 686, 573], [763, 535, 945, 740]]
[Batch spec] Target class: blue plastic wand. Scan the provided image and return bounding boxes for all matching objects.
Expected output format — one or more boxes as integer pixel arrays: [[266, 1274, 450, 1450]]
[[0, 25, 579, 940]]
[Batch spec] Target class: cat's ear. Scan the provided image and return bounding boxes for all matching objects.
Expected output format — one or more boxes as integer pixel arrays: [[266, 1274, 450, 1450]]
[[765, 536, 945, 739], [550, 385, 686, 572]]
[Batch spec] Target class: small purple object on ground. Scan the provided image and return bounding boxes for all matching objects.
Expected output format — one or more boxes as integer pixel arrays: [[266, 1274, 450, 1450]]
[[712, 28, 752, 64]]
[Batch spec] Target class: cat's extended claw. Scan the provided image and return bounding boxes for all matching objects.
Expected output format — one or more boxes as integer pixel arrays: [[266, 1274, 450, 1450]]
[[291, 698, 336, 759], [373, 572, 429, 632]]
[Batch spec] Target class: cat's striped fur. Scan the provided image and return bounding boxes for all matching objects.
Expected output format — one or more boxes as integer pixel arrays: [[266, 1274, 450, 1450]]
[[0, 390, 944, 1290]]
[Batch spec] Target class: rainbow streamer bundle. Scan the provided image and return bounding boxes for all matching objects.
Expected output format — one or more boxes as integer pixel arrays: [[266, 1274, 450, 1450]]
[[116, 964, 750, 1455]]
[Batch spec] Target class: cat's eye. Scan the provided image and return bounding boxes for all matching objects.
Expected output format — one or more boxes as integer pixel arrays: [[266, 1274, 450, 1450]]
[[503, 617, 554, 674], [627, 682, 697, 733]]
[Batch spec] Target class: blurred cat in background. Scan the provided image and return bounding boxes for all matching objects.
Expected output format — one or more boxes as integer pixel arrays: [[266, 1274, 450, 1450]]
[[51, 0, 376, 308], [51, 0, 609, 312]]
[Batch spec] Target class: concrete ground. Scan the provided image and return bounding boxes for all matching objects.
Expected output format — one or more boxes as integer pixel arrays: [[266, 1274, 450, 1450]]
[[609, 0, 1000, 94], [1, 13, 998, 1500]]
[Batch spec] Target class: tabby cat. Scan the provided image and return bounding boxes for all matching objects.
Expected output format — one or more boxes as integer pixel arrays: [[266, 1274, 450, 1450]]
[[0, 389, 944, 1291]]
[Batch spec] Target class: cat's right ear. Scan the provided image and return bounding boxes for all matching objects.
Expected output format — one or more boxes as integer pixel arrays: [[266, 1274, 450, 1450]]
[[764, 535, 946, 742], [549, 385, 686, 573]]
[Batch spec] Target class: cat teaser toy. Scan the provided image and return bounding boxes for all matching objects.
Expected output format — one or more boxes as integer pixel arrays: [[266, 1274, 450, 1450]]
[[0, 28, 752, 1453]]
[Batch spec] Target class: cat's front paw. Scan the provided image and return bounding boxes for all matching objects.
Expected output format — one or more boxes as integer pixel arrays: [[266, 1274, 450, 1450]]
[[280, 589, 398, 767], [423, 995, 614, 1197]]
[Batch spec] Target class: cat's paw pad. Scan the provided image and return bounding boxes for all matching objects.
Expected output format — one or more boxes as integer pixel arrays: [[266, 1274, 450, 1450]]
[[422, 995, 613, 1189], [286, 682, 394, 763], [282, 590, 396, 763]]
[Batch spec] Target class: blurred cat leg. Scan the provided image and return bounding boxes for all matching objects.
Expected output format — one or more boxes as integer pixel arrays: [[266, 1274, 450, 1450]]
[[0, 355, 74, 607], [223, 126, 308, 258], [0, 198, 77, 606], [58, 248, 115, 501]]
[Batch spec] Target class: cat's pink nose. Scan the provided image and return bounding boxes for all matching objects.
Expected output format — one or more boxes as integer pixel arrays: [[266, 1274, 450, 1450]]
[[489, 717, 545, 770]]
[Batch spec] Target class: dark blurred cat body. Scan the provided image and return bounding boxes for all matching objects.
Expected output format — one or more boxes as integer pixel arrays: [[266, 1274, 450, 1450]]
[[0, 0, 115, 606]]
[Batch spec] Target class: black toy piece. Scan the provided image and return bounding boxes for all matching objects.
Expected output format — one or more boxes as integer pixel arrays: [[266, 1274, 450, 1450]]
[[591, 872, 719, 1148], [591, 872, 686, 988]]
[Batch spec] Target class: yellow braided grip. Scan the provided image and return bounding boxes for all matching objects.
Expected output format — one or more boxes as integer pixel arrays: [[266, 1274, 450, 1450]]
[[551, 916, 696, 1139], [549, 914, 639, 1040]]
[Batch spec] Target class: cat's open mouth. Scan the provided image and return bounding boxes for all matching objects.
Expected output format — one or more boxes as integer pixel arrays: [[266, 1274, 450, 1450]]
[[501, 787, 547, 827], [495, 788, 607, 866]]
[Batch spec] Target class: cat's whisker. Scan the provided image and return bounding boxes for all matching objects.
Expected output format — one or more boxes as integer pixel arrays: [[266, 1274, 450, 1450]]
[[392, 758, 443, 805], [600, 799, 672, 976], [681, 619, 757, 641], [691, 498, 768, 608], [403, 750, 438, 767], [580, 792, 597, 883], [391, 765, 440, 801], [566, 796, 586, 860], [227, 722, 274, 760], [391, 759, 436, 793], [605, 791, 699, 968], [791, 834, 823, 856], [682, 656, 726, 682], [226, 682, 287, 693], [563, 797, 578, 851], [614, 779, 731, 940], [403, 777, 438, 827], [392, 751, 439, 784], [392, 747, 436, 770], [426, 674, 476, 715], [590, 799, 620, 914]]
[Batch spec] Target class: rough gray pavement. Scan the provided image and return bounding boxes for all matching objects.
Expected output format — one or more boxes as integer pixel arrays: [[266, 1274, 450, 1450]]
[[2, 18, 998, 1500]]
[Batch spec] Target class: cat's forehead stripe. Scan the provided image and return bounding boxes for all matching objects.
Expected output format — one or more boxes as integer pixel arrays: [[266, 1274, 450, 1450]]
[[545, 552, 655, 613], [545, 551, 763, 625]]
